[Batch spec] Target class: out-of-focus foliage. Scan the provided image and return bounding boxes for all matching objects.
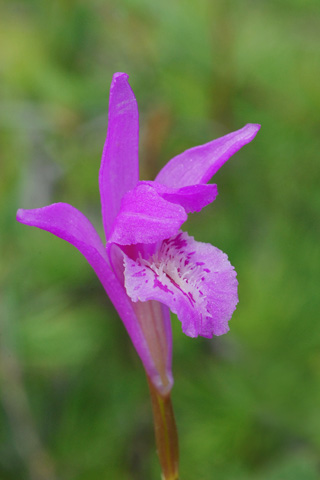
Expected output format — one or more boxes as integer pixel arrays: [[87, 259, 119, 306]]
[[1, 0, 320, 479]]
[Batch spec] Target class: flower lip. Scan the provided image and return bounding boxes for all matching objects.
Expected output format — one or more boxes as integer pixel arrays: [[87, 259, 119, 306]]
[[123, 231, 238, 338]]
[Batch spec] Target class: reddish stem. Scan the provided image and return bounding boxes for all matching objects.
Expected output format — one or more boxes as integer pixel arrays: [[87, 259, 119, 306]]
[[147, 377, 179, 480]]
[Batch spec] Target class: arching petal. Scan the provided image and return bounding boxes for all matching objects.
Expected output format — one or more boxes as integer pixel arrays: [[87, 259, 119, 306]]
[[16, 204, 172, 394], [17, 203, 107, 261], [108, 183, 187, 246], [99, 73, 139, 240], [142, 181, 218, 213], [123, 231, 238, 338], [155, 124, 260, 188]]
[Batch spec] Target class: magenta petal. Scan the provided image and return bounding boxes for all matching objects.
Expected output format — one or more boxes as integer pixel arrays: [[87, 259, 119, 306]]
[[17, 203, 107, 260], [142, 181, 218, 213], [123, 231, 238, 338], [16, 204, 172, 394], [155, 124, 260, 188], [161, 184, 218, 213], [99, 73, 139, 239], [108, 183, 187, 245]]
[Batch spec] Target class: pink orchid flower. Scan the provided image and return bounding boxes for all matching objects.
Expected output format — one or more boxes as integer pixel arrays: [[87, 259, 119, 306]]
[[17, 72, 260, 396]]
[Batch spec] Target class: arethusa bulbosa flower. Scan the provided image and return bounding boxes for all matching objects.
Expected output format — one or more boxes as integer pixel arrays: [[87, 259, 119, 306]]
[[17, 72, 260, 479]]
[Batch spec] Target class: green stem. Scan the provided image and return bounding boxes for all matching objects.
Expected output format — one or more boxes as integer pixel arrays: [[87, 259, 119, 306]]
[[147, 377, 179, 480]]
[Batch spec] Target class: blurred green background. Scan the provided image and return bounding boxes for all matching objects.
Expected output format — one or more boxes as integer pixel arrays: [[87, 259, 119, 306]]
[[1, 0, 320, 479]]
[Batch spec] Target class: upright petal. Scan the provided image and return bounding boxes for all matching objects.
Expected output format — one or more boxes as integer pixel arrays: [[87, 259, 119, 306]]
[[155, 124, 260, 188], [16, 204, 172, 394], [123, 231, 238, 338], [99, 73, 139, 239]]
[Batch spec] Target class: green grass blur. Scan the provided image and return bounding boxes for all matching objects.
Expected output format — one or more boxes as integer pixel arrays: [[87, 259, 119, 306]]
[[1, 0, 320, 479]]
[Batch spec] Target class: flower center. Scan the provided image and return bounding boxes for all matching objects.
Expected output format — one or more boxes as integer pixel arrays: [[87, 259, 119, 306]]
[[138, 232, 210, 314]]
